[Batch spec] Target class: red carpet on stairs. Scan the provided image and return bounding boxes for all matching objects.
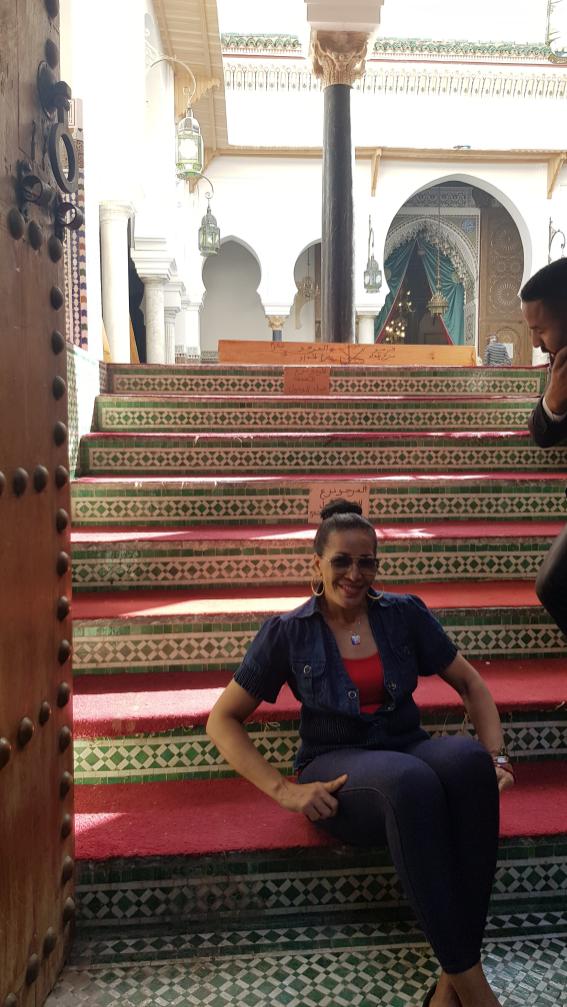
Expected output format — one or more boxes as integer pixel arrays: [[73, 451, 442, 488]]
[[73, 660, 567, 737], [72, 580, 542, 620], [74, 761, 567, 861], [71, 520, 565, 546]]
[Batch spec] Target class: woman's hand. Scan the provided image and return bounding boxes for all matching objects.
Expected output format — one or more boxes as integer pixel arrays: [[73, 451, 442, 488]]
[[277, 774, 348, 821], [495, 766, 515, 793]]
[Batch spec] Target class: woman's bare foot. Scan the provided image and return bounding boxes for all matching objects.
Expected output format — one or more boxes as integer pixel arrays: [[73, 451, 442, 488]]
[[430, 972, 461, 1006]]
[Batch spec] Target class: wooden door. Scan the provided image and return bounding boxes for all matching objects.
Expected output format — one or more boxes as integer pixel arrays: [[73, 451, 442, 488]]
[[0, 0, 75, 1002], [478, 205, 531, 365]]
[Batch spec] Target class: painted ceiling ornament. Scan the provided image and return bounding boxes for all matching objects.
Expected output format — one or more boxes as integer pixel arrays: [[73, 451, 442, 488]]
[[310, 31, 370, 88]]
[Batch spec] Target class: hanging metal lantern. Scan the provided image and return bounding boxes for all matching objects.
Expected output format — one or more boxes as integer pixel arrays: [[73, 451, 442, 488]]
[[428, 287, 449, 317], [176, 107, 204, 179], [198, 197, 220, 256], [364, 216, 382, 292], [428, 188, 448, 317]]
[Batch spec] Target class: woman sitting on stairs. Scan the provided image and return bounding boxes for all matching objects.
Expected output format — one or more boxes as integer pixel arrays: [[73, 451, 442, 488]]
[[206, 498, 514, 1007]]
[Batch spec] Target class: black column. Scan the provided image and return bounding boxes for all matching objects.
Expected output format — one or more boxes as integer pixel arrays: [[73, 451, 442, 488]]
[[321, 83, 355, 343]]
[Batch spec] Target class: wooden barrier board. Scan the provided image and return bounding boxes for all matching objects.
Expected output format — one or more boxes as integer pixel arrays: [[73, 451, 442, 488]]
[[218, 340, 477, 367]]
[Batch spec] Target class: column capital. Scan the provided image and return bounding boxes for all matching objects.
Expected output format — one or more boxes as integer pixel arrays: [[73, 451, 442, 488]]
[[142, 274, 167, 288], [132, 236, 175, 282], [99, 201, 135, 224], [310, 30, 370, 87], [266, 315, 288, 331]]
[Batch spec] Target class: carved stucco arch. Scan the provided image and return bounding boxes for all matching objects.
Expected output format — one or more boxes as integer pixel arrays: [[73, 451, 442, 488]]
[[407, 173, 530, 282], [384, 216, 477, 299]]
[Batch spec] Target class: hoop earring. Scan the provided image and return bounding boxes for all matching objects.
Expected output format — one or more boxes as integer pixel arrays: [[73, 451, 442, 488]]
[[311, 577, 324, 597], [368, 583, 385, 601]]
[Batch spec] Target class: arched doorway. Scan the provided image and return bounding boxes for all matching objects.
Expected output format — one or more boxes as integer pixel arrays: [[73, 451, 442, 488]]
[[283, 241, 321, 343], [376, 183, 530, 364], [200, 238, 266, 356]]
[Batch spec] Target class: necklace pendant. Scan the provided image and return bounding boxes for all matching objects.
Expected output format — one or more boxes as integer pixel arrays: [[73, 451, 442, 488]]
[[351, 632, 361, 646]]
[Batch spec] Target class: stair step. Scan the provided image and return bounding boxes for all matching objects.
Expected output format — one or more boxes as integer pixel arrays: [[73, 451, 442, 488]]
[[94, 393, 537, 434], [72, 582, 566, 676], [75, 761, 567, 857], [74, 765, 567, 929], [79, 429, 567, 476], [67, 910, 567, 968], [71, 472, 567, 526], [71, 660, 567, 784], [71, 520, 564, 591], [108, 362, 547, 398]]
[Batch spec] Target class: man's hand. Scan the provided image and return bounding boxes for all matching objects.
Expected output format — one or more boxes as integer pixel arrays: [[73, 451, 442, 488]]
[[277, 774, 348, 821], [544, 346, 567, 414]]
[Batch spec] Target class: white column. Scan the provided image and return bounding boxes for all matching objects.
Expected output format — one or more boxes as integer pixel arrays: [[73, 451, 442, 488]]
[[357, 312, 376, 344], [99, 202, 134, 363], [144, 277, 167, 364], [177, 297, 202, 360], [164, 307, 179, 364], [164, 279, 184, 364]]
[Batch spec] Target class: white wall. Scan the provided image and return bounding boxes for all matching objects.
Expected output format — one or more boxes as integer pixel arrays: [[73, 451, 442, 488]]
[[200, 240, 269, 351]]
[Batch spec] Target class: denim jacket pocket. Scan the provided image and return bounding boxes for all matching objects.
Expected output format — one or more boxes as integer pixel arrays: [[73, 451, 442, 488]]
[[388, 635, 418, 695], [291, 658, 329, 708]]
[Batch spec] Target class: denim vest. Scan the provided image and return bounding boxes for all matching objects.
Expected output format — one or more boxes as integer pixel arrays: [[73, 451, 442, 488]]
[[234, 590, 458, 772]]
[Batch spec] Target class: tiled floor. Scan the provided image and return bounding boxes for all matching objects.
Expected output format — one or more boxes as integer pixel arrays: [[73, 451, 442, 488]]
[[47, 920, 567, 1007]]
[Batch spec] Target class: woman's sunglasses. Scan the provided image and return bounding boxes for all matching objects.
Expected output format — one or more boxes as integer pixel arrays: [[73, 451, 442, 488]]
[[328, 555, 378, 574]]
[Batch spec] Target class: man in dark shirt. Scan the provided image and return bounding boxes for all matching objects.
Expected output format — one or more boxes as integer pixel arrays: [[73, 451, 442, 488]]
[[521, 258, 567, 636]]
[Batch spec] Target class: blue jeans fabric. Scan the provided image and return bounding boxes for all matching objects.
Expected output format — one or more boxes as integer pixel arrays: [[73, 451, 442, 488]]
[[298, 735, 499, 974]]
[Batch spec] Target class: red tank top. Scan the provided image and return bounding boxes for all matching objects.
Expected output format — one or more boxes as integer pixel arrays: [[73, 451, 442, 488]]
[[342, 652, 386, 714]]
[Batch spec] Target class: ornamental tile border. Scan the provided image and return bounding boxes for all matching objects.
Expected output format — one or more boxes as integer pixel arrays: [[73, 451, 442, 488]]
[[74, 842, 567, 926], [220, 34, 554, 63], [95, 398, 536, 434], [80, 442, 567, 477], [72, 610, 565, 675], [71, 483, 567, 527], [108, 368, 546, 398], [72, 717, 567, 784], [71, 540, 553, 591], [65, 910, 567, 968]]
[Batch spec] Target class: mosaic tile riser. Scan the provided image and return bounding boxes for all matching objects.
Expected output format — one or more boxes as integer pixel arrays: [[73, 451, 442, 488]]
[[75, 839, 567, 927], [73, 714, 567, 785], [72, 609, 565, 675], [72, 539, 556, 591]]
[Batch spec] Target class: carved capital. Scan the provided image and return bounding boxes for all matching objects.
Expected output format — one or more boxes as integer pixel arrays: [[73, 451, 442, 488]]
[[266, 315, 287, 331], [310, 31, 369, 87]]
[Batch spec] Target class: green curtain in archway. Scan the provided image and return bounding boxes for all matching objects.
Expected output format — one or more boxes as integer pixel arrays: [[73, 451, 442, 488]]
[[374, 240, 416, 336], [375, 236, 465, 345], [419, 240, 465, 345]]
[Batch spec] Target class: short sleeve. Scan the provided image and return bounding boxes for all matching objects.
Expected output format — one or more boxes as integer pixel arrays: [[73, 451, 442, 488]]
[[406, 595, 458, 676], [233, 615, 291, 703]]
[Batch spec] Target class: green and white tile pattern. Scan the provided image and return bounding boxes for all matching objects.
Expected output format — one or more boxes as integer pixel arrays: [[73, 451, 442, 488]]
[[71, 477, 567, 527], [94, 396, 537, 434], [72, 608, 565, 676], [72, 537, 556, 592], [73, 715, 567, 785], [108, 364, 547, 398], [75, 841, 567, 928], [79, 434, 567, 477]]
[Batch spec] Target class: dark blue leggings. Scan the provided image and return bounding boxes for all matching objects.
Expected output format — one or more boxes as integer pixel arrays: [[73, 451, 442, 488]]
[[298, 735, 499, 974]]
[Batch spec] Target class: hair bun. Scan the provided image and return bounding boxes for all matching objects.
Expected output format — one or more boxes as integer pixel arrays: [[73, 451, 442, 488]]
[[320, 498, 363, 521]]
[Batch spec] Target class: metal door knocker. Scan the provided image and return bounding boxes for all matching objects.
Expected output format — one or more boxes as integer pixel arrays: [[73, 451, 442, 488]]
[[55, 198, 83, 239], [48, 123, 78, 194]]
